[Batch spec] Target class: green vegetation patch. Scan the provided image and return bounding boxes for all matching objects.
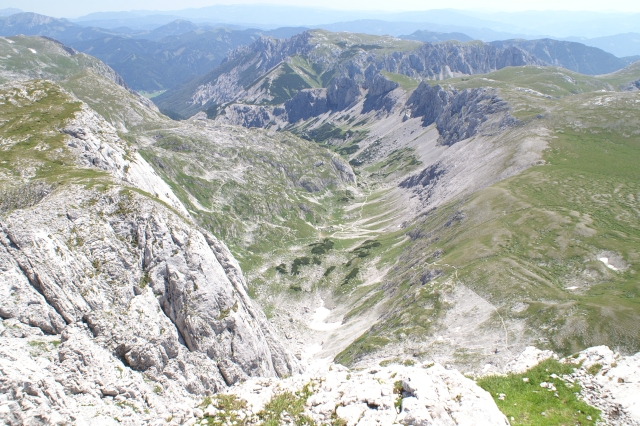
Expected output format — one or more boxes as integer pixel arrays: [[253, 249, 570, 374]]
[[381, 71, 421, 91], [477, 359, 600, 426], [291, 257, 312, 275], [257, 384, 315, 426], [343, 290, 385, 322], [201, 394, 248, 426], [352, 239, 382, 258], [310, 238, 335, 255], [335, 334, 391, 366], [0, 80, 109, 191], [267, 63, 313, 104]]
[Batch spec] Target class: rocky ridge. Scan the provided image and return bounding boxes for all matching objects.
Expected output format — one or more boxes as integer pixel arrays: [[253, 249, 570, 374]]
[[154, 30, 544, 119], [0, 79, 299, 424], [145, 345, 640, 425]]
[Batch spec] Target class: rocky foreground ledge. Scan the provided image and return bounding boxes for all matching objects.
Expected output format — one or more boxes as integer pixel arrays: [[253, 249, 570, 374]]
[[2, 324, 638, 426], [203, 346, 640, 426]]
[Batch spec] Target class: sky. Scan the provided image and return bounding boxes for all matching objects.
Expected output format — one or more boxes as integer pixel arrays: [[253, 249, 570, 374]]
[[1, 0, 639, 18]]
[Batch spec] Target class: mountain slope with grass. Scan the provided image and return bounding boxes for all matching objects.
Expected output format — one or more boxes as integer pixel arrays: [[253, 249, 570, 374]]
[[1, 34, 640, 425], [490, 38, 632, 75], [154, 29, 544, 119]]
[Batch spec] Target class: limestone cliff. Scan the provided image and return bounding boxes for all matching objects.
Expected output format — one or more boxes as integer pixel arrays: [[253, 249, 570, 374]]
[[0, 80, 299, 424]]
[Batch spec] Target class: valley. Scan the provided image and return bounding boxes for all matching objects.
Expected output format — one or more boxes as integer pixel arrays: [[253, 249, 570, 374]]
[[0, 11, 639, 425]]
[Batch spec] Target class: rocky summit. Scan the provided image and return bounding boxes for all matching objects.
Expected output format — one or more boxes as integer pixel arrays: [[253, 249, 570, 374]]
[[0, 13, 639, 426]]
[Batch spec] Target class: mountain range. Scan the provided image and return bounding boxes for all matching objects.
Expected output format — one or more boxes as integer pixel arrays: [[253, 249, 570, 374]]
[[1, 6, 640, 424]]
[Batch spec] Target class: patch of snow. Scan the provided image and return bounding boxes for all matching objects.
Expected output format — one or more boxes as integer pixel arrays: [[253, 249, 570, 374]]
[[598, 257, 619, 271], [566, 286, 579, 290], [28, 48, 36, 54], [308, 301, 342, 331]]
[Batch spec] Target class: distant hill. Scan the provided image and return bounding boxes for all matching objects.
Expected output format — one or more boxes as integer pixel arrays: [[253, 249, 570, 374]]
[[144, 19, 200, 41], [71, 26, 308, 91], [399, 30, 472, 43], [490, 38, 630, 75], [0, 12, 129, 43], [0, 13, 308, 92], [565, 33, 640, 58]]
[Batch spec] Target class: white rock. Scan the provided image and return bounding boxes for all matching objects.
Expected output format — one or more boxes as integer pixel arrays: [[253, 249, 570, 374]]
[[503, 346, 556, 373], [336, 403, 368, 425]]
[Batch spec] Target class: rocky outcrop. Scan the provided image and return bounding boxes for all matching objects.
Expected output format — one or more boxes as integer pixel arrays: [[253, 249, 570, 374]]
[[407, 82, 516, 145], [374, 42, 543, 81], [623, 79, 640, 91], [502, 346, 640, 426], [219, 104, 275, 128], [157, 30, 545, 119], [189, 32, 315, 108], [0, 92, 300, 423], [283, 88, 328, 123], [362, 73, 400, 113], [399, 162, 447, 189], [223, 361, 509, 426]]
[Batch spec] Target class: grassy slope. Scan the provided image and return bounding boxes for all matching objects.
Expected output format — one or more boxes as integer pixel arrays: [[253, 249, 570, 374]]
[[5, 36, 640, 385], [336, 70, 640, 365], [155, 30, 423, 118], [0, 80, 108, 193], [478, 359, 600, 426]]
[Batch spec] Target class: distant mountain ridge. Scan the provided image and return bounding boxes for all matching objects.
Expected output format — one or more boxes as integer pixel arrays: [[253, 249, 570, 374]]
[[490, 38, 633, 75], [71, 28, 303, 91], [399, 30, 472, 43], [154, 29, 543, 119], [0, 13, 308, 92], [0, 8, 21, 17]]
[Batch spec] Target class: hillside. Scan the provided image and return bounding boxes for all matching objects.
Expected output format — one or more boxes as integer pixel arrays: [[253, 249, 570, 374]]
[[0, 13, 307, 92], [155, 30, 543, 119], [1, 34, 640, 425], [491, 38, 633, 75], [153, 27, 640, 375]]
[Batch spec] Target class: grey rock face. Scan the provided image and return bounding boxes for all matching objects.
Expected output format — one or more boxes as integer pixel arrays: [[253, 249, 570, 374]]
[[162, 30, 544, 119], [399, 162, 446, 189], [406, 82, 451, 126], [623, 79, 640, 91], [283, 76, 366, 123], [284, 88, 329, 123], [326, 77, 362, 111], [219, 104, 275, 128], [407, 82, 516, 145], [436, 87, 514, 146], [374, 42, 543, 81], [364, 73, 399, 97], [362, 73, 400, 113], [0, 97, 300, 412]]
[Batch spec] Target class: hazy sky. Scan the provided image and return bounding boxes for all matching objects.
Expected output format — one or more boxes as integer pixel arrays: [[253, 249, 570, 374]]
[[2, 0, 639, 18]]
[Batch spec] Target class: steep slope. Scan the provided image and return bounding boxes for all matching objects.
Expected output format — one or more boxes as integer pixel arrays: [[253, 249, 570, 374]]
[[151, 27, 640, 376], [70, 28, 301, 92], [0, 12, 128, 44], [326, 67, 640, 370], [155, 30, 543, 119], [164, 51, 640, 377], [0, 39, 302, 423], [490, 38, 630, 75], [2, 34, 640, 425]]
